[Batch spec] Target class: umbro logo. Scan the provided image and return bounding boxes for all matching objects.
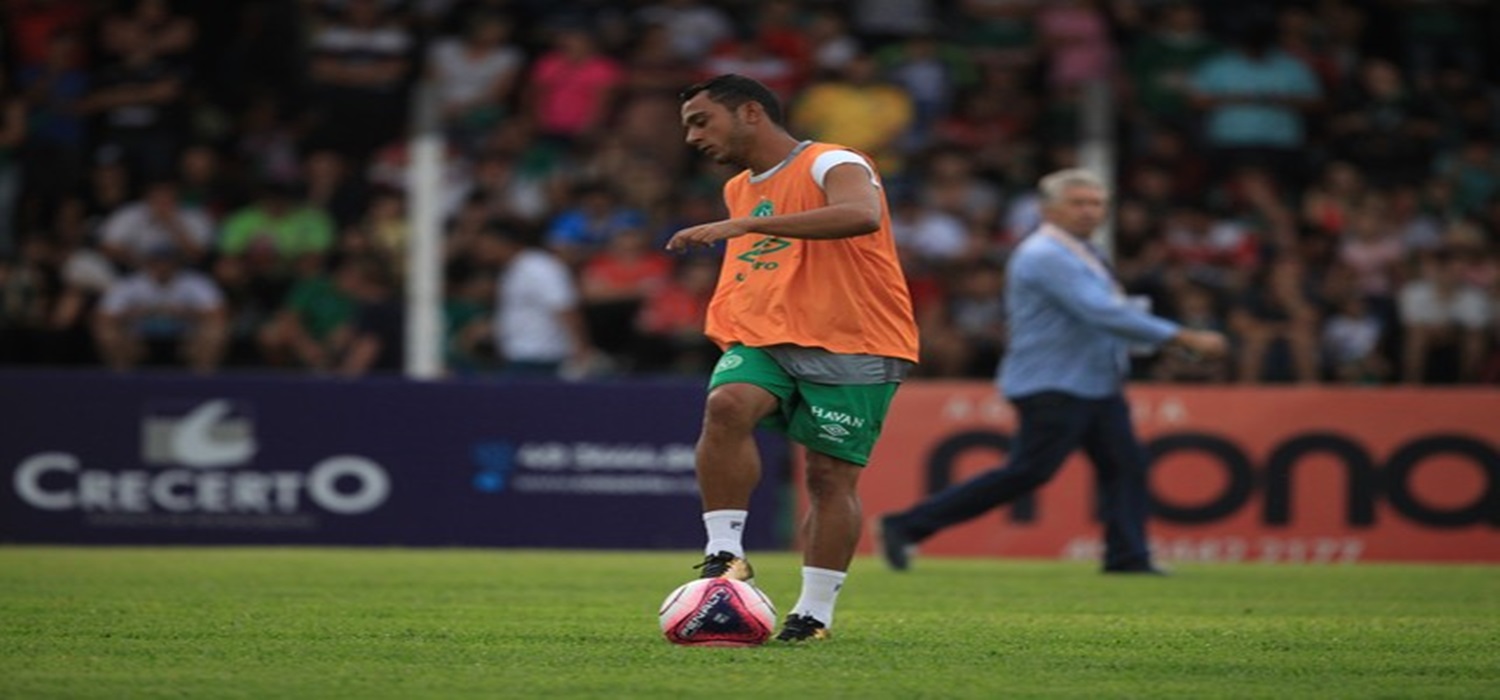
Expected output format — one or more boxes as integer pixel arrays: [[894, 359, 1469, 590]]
[[817, 424, 850, 442]]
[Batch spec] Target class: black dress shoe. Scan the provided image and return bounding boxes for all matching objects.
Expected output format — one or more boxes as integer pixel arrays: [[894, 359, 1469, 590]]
[[1103, 565, 1170, 576], [876, 515, 915, 572]]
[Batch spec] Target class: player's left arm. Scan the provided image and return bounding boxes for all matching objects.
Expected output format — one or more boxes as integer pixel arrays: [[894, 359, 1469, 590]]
[[665, 163, 882, 251]]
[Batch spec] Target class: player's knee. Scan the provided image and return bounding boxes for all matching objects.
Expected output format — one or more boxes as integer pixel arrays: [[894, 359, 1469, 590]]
[[804, 458, 860, 502], [702, 386, 771, 432]]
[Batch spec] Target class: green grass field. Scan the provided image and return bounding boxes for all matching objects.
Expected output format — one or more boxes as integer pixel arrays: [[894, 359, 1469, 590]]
[[0, 547, 1495, 699]]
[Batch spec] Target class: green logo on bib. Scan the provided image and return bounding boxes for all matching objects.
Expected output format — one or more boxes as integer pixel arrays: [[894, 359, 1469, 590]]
[[735, 199, 787, 279], [735, 236, 791, 265]]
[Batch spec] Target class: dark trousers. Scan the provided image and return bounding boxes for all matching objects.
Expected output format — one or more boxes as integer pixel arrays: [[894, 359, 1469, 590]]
[[895, 391, 1153, 571]]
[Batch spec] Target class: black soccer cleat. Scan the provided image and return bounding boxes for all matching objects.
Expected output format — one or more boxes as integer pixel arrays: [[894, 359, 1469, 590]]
[[775, 614, 830, 642], [694, 550, 755, 584]]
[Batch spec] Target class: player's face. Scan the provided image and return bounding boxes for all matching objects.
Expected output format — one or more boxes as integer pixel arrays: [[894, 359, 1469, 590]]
[[681, 93, 748, 168], [1047, 185, 1108, 236]]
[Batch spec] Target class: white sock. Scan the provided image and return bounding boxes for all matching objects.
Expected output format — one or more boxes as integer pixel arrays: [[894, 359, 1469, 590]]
[[702, 509, 748, 558], [791, 566, 847, 627]]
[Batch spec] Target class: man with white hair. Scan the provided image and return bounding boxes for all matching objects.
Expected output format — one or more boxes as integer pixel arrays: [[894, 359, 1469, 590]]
[[878, 168, 1227, 574]]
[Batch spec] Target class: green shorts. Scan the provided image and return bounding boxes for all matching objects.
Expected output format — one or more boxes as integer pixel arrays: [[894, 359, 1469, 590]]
[[708, 345, 900, 466]]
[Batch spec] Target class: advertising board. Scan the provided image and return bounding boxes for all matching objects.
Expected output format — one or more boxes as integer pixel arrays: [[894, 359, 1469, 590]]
[[0, 371, 785, 549]]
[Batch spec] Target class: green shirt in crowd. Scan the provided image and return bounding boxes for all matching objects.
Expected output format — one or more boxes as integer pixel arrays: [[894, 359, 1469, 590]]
[[286, 276, 355, 341], [219, 205, 335, 257]]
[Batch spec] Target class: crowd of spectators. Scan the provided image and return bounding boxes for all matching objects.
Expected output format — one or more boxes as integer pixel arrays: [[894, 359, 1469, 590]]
[[0, 0, 1497, 385]]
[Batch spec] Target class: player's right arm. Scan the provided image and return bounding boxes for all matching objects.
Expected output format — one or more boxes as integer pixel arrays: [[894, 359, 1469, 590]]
[[665, 164, 880, 251]]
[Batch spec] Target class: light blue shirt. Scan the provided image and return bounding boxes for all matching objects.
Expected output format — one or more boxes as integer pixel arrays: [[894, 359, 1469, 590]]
[[999, 225, 1181, 399], [1191, 48, 1320, 148]]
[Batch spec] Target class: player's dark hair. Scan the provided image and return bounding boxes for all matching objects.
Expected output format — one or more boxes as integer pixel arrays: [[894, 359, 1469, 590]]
[[679, 74, 784, 126]]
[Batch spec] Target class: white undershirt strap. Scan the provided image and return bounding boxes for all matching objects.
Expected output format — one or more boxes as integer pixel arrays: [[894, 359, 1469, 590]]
[[810, 150, 879, 190]]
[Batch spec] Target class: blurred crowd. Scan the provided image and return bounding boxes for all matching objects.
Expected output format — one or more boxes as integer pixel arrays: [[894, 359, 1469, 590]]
[[0, 0, 1498, 384]]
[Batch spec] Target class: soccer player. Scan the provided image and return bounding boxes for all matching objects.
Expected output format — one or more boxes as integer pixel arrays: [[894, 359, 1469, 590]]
[[667, 74, 920, 642]]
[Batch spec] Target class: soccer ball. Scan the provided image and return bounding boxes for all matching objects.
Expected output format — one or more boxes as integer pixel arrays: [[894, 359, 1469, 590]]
[[658, 577, 777, 647]]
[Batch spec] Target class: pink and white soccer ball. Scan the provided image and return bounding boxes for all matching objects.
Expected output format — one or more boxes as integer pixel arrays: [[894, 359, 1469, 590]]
[[658, 577, 777, 647]]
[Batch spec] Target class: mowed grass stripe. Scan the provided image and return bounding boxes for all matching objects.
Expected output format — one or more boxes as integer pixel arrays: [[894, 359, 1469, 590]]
[[0, 548, 1495, 699]]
